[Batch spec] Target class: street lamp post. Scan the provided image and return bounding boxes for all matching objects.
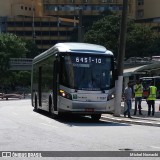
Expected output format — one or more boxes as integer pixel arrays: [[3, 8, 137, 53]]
[[114, 0, 128, 116]]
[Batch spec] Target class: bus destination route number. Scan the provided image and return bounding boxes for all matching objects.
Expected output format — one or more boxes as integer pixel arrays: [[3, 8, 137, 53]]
[[75, 57, 102, 64]]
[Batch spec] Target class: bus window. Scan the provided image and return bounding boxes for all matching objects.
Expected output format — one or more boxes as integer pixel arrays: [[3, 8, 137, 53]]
[[60, 55, 114, 91]]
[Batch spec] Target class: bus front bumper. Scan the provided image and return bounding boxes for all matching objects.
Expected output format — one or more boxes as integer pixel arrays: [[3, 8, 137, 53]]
[[58, 97, 115, 113]]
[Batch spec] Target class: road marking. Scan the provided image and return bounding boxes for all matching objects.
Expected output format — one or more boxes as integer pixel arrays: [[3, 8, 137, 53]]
[[150, 146, 160, 149], [40, 123, 58, 129]]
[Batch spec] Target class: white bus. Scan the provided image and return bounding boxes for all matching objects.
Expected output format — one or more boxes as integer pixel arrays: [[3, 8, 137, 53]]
[[31, 43, 116, 121], [152, 56, 160, 61]]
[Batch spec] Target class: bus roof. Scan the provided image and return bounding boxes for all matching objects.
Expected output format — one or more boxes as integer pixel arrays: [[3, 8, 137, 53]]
[[33, 43, 113, 63], [54, 43, 113, 55]]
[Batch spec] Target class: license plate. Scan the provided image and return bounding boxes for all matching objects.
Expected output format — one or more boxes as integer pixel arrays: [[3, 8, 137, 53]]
[[85, 108, 94, 112]]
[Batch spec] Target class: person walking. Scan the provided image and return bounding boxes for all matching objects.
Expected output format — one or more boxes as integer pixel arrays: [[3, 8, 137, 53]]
[[124, 82, 132, 118], [133, 79, 143, 115], [147, 81, 157, 116]]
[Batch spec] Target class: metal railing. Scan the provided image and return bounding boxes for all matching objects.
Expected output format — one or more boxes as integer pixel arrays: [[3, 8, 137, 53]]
[[10, 58, 33, 66]]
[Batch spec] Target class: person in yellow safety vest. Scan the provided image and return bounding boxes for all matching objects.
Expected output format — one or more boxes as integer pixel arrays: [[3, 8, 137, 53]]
[[147, 81, 157, 116], [133, 79, 143, 115]]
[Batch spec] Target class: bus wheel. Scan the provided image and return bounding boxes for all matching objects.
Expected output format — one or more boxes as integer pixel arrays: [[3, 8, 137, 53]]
[[91, 114, 101, 121], [49, 97, 57, 118], [49, 97, 53, 115], [34, 96, 38, 112]]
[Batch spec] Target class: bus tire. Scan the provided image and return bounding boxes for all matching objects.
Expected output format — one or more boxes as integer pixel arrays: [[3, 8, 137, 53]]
[[49, 97, 57, 118], [91, 114, 101, 121], [49, 97, 53, 114], [34, 95, 38, 112]]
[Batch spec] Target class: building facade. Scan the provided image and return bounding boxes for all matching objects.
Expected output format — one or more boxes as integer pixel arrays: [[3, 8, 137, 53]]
[[1, 0, 160, 52], [0, 0, 125, 52], [0, 0, 42, 17], [43, 0, 124, 17], [129, 0, 160, 22], [6, 16, 77, 51], [0, 0, 78, 52]]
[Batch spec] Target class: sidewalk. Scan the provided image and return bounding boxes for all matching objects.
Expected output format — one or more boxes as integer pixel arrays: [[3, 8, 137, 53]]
[[102, 100, 160, 127]]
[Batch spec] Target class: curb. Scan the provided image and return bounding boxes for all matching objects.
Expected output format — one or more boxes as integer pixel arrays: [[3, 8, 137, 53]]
[[101, 115, 160, 127]]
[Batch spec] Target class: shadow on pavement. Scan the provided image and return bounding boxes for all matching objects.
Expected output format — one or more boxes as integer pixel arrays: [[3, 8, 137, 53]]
[[33, 109, 131, 127], [122, 104, 160, 116]]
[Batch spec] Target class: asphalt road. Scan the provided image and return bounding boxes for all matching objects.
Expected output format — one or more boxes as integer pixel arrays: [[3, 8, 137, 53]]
[[0, 99, 160, 160]]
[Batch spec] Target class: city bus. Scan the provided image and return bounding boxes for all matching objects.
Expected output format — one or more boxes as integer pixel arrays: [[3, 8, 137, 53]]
[[152, 56, 160, 62], [31, 43, 116, 121], [140, 76, 160, 98]]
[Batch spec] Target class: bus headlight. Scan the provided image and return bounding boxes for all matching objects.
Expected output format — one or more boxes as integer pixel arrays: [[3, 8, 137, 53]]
[[59, 90, 72, 100], [107, 94, 115, 101]]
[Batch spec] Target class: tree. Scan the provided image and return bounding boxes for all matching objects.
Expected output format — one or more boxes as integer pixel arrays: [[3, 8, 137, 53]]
[[0, 33, 27, 58], [84, 15, 157, 58], [0, 52, 11, 92], [0, 33, 37, 92], [17, 71, 31, 87], [0, 52, 10, 73], [126, 24, 155, 58], [24, 40, 40, 58], [150, 35, 160, 56], [84, 15, 121, 57]]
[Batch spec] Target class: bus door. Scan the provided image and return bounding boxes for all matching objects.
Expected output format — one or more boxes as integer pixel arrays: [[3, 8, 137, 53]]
[[38, 66, 42, 107], [53, 59, 59, 111]]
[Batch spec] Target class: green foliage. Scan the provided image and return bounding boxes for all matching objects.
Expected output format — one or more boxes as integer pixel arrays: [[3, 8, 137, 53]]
[[0, 52, 10, 73], [84, 15, 121, 56], [17, 71, 31, 86], [0, 71, 31, 93], [84, 15, 160, 58], [0, 33, 27, 58], [126, 24, 155, 58], [150, 35, 160, 56], [0, 33, 37, 92], [24, 40, 40, 58]]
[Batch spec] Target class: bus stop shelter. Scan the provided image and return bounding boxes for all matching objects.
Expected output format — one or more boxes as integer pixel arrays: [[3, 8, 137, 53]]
[[123, 62, 160, 88]]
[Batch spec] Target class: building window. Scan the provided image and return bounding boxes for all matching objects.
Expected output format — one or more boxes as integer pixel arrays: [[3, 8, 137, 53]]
[[137, 9, 144, 18], [137, 0, 144, 6], [102, 0, 113, 3], [21, 6, 23, 10], [25, 7, 27, 10]]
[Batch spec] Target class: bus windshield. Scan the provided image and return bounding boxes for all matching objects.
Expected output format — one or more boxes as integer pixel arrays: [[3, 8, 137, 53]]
[[60, 54, 114, 91]]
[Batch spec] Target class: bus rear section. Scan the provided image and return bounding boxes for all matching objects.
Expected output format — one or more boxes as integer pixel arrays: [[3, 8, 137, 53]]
[[31, 43, 116, 121]]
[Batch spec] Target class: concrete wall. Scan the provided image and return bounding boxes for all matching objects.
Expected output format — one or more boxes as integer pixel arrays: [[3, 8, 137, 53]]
[[0, 0, 42, 17], [143, 0, 160, 19]]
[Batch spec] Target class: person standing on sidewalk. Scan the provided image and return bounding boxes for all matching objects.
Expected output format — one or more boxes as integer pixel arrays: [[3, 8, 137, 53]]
[[147, 81, 157, 116], [124, 82, 132, 118], [133, 79, 143, 115]]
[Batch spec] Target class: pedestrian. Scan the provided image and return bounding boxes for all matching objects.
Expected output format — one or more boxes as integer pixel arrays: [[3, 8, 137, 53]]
[[124, 82, 132, 118], [133, 79, 143, 115], [147, 81, 157, 116]]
